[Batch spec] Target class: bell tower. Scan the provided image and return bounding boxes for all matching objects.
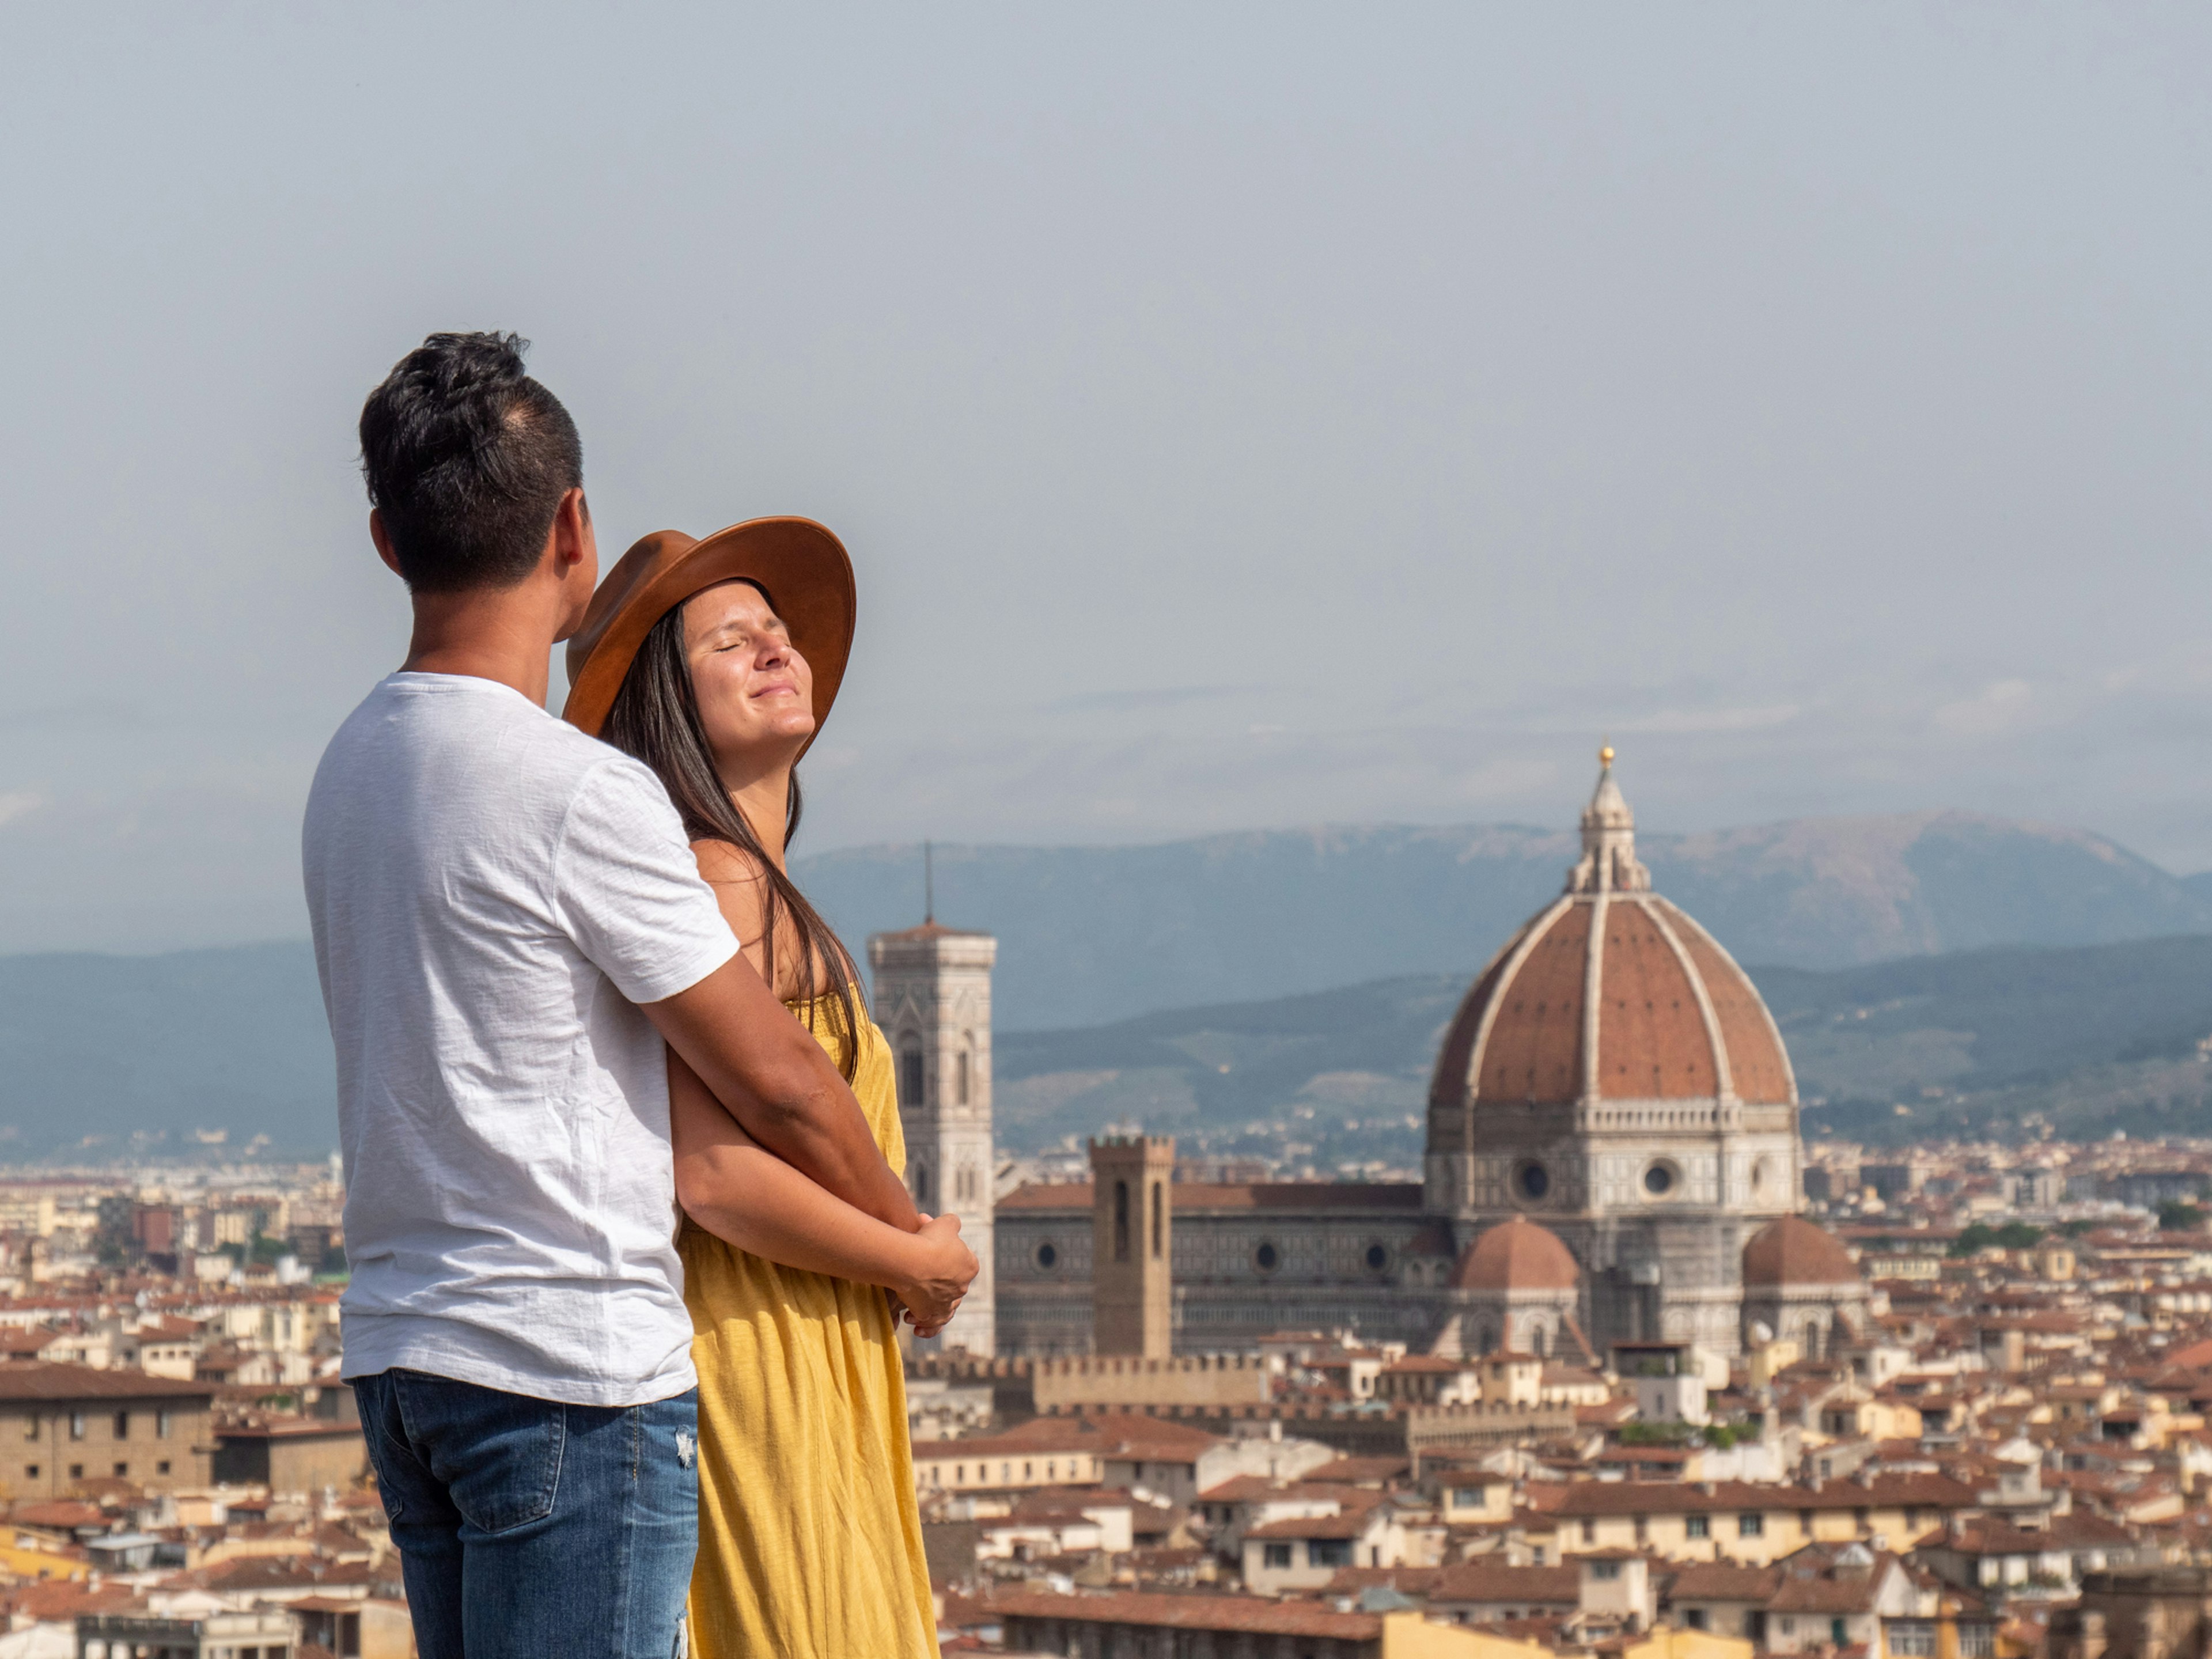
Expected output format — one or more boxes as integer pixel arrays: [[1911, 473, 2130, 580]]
[[869, 890, 998, 1357], [1090, 1135, 1175, 1357]]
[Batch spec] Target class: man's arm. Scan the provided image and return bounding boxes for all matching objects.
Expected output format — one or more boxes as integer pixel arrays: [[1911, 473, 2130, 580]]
[[643, 954, 921, 1232], [669, 1051, 973, 1330]]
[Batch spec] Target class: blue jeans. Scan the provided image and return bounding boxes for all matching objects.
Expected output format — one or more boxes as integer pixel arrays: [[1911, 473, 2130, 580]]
[[354, 1369, 698, 1659]]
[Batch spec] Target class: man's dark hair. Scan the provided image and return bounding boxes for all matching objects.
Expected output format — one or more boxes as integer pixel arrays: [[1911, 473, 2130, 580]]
[[359, 331, 584, 593]]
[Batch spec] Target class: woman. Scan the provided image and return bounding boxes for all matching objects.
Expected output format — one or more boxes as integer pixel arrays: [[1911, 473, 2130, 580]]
[[562, 519, 963, 1659]]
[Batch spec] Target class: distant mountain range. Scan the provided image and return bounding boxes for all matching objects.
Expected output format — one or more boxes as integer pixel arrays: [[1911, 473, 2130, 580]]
[[8, 808, 2212, 1158], [998, 934, 2212, 1157], [797, 812, 2212, 1029]]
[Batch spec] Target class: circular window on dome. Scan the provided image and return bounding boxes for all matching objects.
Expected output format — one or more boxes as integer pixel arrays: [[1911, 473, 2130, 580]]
[[1643, 1161, 1681, 1198], [1253, 1241, 1281, 1274], [1034, 1241, 1059, 1271], [1518, 1162, 1551, 1201], [1364, 1242, 1391, 1274]]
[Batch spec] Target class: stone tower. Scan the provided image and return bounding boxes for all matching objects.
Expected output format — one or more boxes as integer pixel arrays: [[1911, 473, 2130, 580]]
[[1089, 1136, 1175, 1357], [869, 916, 998, 1357]]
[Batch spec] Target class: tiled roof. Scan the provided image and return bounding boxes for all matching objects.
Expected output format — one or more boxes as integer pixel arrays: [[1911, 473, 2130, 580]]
[[1554, 1475, 1977, 1517], [0, 1362, 211, 1402], [992, 1588, 1381, 1639], [1428, 1562, 1581, 1604]]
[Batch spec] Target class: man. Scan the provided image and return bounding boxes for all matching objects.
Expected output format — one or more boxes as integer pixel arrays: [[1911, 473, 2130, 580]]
[[304, 332, 967, 1657]]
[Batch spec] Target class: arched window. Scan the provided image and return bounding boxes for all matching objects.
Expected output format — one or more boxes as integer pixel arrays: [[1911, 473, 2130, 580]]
[[899, 1039, 925, 1108], [956, 1040, 972, 1107], [1112, 1180, 1130, 1262]]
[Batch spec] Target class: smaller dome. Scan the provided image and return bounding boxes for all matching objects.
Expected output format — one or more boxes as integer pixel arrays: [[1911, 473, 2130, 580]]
[[1451, 1217, 1580, 1291], [1744, 1216, 1859, 1287]]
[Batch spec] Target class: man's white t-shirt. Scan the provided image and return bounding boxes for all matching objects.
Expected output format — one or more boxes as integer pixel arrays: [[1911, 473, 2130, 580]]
[[303, 672, 738, 1406]]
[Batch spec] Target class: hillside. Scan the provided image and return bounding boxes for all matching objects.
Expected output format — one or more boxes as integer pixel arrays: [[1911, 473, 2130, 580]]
[[0, 942, 334, 1158], [798, 812, 2212, 1029], [993, 934, 2212, 1160], [8, 808, 2212, 1158]]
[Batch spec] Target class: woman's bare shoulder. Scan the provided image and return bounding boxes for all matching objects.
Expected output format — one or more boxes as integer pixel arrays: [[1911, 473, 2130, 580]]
[[689, 837, 769, 887], [689, 838, 769, 945]]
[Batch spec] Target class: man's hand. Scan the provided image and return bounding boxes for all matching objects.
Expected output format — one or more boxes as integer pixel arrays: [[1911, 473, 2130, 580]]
[[891, 1213, 977, 1336]]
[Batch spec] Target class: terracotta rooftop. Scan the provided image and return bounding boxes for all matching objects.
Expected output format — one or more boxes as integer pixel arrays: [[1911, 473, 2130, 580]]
[[990, 1588, 1381, 1640], [997, 1181, 1425, 1214], [0, 1362, 213, 1402], [1452, 1217, 1580, 1293], [1745, 1216, 1862, 1287]]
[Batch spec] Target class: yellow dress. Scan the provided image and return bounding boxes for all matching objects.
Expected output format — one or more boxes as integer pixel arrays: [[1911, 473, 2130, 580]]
[[682, 998, 940, 1658]]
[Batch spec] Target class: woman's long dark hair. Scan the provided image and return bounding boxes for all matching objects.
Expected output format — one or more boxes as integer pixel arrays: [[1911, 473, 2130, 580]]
[[600, 593, 866, 1079]]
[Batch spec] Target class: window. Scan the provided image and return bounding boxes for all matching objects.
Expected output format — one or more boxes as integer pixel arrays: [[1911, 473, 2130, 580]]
[[1366, 1243, 1390, 1272], [1685, 1516, 1710, 1540], [956, 1047, 971, 1107], [1112, 1181, 1131, 1263], [1959, 1624, 1995, 1658], [113, 1462, 127, 1478], [1023, 1463, 1033, 1479], [1738, 1514, 1764, 1537], [112, 1411, 129, 1440], [68, 1414, 84, 1441], [1150, 1181, 1164, 1259], [1308, 1539, 1353, 1568], [157, 1411, 171, 1440], [1643, 1164, 1675, 1196], [1832, 1618, 1849, 1643], [1263, 1543, 1293, 1569], [156, 1461, 170, 1476], [1590, 1560, 1622, 1581], [1686, 1610, 1709, 1631], [20, 1417, 33, 1442], [23, 1465, 36, 1479], [68, 1464, 82, 1479], [1034, 1241, 1059, 1271], [1253, 1241, 1280, 1273], [898, 1041, 925, 1108], [1633, 1516, 1647, 1544], [1533, 1547, 1546, 1565], [1452, 1488, 1482, 1508], [1888, 1624, 1936, 1658], [1519, 1162, 1550, 1199], [913, 1163, 931, 1209], [1581, 1520, 1597, 1544]]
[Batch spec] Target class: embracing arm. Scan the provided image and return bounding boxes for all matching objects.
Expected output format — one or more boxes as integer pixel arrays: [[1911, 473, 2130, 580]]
[[668, 1049, 976, 1329], [642, 951, 921, 1232]]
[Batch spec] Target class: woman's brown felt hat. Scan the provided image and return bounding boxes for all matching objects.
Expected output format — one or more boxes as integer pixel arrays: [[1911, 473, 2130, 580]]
[[560, 516, 856, 743]]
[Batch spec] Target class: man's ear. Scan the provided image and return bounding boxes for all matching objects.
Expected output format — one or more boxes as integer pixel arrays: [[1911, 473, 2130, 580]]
[[369, 508, 406, 579], [551, 488, 594, 575]]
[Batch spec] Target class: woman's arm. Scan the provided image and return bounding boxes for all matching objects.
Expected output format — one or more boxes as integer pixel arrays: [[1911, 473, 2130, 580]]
[[669, 1048, 977, 1331]]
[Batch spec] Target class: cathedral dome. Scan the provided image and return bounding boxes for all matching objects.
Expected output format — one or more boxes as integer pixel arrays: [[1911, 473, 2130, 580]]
[[1743, 1215, 1859, 1287], [1427, 751, 1796, 1120], [1450, 1217, 1580, 1291]]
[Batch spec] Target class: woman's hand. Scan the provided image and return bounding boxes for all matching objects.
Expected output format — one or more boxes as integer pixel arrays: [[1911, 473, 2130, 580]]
[[892, 1213, 978, 1336]]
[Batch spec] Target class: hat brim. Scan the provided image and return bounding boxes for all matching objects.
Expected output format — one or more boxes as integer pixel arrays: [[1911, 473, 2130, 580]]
[[560, 516, 856, 747]]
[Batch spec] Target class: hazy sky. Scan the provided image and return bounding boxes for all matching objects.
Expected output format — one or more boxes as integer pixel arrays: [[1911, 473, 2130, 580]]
[[2, 5, 2208, 954]]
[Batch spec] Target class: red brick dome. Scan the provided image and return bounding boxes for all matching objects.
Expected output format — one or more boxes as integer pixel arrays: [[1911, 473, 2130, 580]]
[[1428, 757, 1796, 1115], [1744, 1215, 1859, 1287], [1450, 1217, 1580, 1291]]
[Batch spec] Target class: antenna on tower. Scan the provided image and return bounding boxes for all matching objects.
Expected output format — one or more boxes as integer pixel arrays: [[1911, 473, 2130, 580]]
[[924, 839, 934, 925]]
